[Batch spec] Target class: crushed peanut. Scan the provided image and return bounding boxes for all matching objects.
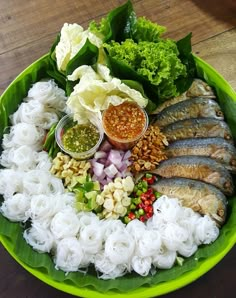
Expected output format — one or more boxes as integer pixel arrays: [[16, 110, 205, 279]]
[[50, 152, 91, 187], [128, 125, 168, 173]]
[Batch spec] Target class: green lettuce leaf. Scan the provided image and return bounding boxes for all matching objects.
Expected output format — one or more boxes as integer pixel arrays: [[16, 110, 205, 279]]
[[131, 16, 166, 42], [105, 38, 187, 102]]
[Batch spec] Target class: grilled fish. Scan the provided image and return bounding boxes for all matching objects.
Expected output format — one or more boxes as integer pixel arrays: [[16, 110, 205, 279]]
[[152, 79, 216, 114], [153, 156, 234, 196], [166, 138, 236, 172], [162, 118, 233, 143], [186, 78, 215, 98], [154, 97, 224, 128], [152, 177, 227, 225]]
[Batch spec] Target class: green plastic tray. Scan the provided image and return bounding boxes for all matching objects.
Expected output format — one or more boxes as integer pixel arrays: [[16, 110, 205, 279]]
[[0, 54, 236, 297]]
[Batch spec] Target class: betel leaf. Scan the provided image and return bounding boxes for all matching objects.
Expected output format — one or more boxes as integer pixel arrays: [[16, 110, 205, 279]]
[[175, 33, 196, 94], [89, 0, 135, 43], [46, 33, 67, 89], [66, 39, 99, 76], [46, 63, 67, 90], [107, 55, 159, 102]]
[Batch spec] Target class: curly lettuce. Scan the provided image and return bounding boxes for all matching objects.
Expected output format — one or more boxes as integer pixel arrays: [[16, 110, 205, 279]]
[[105, 38, 187, 99], [131, 16, 166, 42]]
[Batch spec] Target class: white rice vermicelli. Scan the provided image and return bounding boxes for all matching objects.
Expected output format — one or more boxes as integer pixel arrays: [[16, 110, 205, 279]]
[[100, 218, 126, 241], [10, 100, 45, 125], [0, 169, 25, 199], [131, 256, 152, 276], [152, 246, 177, 269], [28, 193, 70, 224], [177, 236, 198, 258], [50, 207, 80, 239], [161, 222, 189, 252], [77, 211, 100, 228], [79, 224, 103, 254], [2, 122, 45, 150], [126, 219, 146, 241], [105, 230, 135, 265], [94, 252, 128, 280], [0, 193, 31, 222], [27, 80, 67, 112], [135, 229, 162, 258], [35, 151, 52, 171], [22, 170, 64, 195], [152, 195, 184, 223], [193, 215, 219, 245], [0, 146, 39, 170], [23, 221, 55, 253], [11, 100, 59, 130], [54, 237, 84, 272]]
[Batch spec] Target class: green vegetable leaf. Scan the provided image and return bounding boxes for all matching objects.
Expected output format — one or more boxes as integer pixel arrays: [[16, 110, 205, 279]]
[[105, 38, 187, 101], [46, 33, 67, 89], [49, 33, 61, 62], [131, 16, 166, 42], [66, 39, 99, 76], [175, 33, 196, 93], [89, 0, 135, 42]]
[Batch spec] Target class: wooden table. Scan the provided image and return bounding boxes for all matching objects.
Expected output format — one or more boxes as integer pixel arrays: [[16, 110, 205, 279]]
[[0, 1, 236, 297]]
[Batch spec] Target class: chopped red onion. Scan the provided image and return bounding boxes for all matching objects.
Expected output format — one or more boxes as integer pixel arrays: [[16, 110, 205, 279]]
[[99, 140, 113, 152], [122, 150, 131, 161], [94, 151, 107, 160], [104, 164, 118, 178], [91, 161, 104, 177], [90, 143, 132, 188], [108, 150, 122, 167]]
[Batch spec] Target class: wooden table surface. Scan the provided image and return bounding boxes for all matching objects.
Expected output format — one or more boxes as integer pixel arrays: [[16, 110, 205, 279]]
[[0, 0, 236, 297]]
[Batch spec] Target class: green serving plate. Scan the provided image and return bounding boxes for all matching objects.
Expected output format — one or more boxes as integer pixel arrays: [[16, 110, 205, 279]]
[[0, 54, 236, 297]]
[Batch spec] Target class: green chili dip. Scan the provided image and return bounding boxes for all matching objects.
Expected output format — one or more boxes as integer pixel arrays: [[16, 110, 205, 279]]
[[62, 123, 100, 153]]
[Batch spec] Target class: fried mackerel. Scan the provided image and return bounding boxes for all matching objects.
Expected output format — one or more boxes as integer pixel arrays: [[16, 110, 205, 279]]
[[166, 137, 236, 173], [152, 177, 227, 226], [153, 156, 234, 196], [152, 78, 216, 114], [162, 118, 233, 143], [154, 97, 224, 128]]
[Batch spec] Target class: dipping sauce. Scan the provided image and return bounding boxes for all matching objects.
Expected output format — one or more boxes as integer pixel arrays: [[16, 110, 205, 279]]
[[62, 123, 100, 153], [102, 101, 148, 150]]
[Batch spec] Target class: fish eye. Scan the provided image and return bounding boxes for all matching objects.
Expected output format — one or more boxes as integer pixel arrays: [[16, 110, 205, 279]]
[[216, 110, 223, 117]]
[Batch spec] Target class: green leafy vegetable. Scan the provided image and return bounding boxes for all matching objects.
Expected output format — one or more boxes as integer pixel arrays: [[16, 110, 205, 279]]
[[175, 33, 196, 93], [46, 33, 67, 89], [105, 38, 187, 100], [66, 39, 99, 75], [131, 16, 166, 42], [89, 0, 134, 42]]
